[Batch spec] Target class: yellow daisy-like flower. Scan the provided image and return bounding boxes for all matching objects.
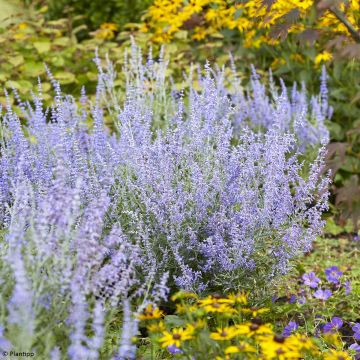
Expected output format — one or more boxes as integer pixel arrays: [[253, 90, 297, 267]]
[[323, 349, 352, 360], [227, 292, 247, 305], [198, 294, 235, 313], [210, 326, 239, 341], [259, 335, 301, 359], [159, 325, 194, 348], [17, 22, 28, 30], [202, 302, 235, 314], [198, 294, 232, 306], [100, 22, 118, 31], [171, 291, 198, 301], [287, 333, 315, 351], [240, 307, 270, 317], [137, 304, 164, 320], [314, 51, 333, 65], [147, 321, 166, 333], [225, 342, 256, 354], [236, 321, 273, 337]]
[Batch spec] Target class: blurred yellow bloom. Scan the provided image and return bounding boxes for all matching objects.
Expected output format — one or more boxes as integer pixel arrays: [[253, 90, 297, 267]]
[[198, 295, 235, 313], [271, 58, 286, 69], [227, 292, 247, 305], [159, 324, 194, 348], [260, 335, 301, 359], [93, 23, 118, 40], [137, 304, 164, 320], [324, 349, 352, 360], [290, 53, 305, 63], [176, 303, 198, 313], [315, 51, 333, 65], [13, 33, 26, 40], [17, 22, 27, 30], [202, 302, 235, 313], [147, 321, 166, 333], [236, 321, 273, 336], [100, 23, 118, 31], [287, 333, 315, 351], [192, 27, 207, 41], [240, 307, 270, 317], [225, 342, 256, 354], [210, 326, 239, 341], [171, 291, 198, 301]]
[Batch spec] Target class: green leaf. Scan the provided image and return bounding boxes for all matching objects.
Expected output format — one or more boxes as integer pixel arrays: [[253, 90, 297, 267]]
[[164, 315, 186, 327], [53, 37, 70, 47], [324, 218, 344, 236], [54, 71, 76, 84], [8, 55, 25, 67], [33, 41, 51, 54], [23, 61, 46, 77]]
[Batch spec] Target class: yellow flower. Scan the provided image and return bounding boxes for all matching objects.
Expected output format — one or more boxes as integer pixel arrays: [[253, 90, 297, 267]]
[[287, 333, 315, 351], [159, 325, 194, 348], [236, 321, 273, 337], [202, 302, 235, 314], [240, 307, 270, 317], [198, 294, 235, 313], [100, 23, 118, 31], [176, 303, 198, 314], [225, 342, 256, 354], [324, 350, 352, 360], [171, 291, 198, 301], [13, 33, 26, 40], [210, 326, 239, 341], [227, 292, 247, 305], [137, 304, 164, 320], [147, 321, 166, 333], [192, 27, 207, 41], [259, 334, 301, 359], [17, 22, 27, 30], [290, 53, 305, 63], [315, 51, 333, 65], [198, 294, 232, 306]]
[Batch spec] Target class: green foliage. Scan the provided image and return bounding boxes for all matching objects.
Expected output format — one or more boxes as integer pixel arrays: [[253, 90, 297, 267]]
[[0, 9, 129, 109], [29, 0, 153, 32]]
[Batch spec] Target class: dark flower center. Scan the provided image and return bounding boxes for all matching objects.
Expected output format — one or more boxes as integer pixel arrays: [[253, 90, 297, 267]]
[[221, 331, 228, 337], [173, 334, 181, 340], [212, 293, 222, 299], [250, 324, 260, 331], [212, 302, 221, 308], [274, 335, 285, 343], [251, 317, 263, 325]]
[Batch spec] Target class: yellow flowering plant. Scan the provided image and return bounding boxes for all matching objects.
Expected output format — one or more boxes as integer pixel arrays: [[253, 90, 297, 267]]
[[139, 291, 353, 359], [140, 0, 360, 59]]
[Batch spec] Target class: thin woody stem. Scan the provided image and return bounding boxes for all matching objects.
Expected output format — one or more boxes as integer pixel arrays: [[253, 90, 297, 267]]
[[329, 6, 360, 43]]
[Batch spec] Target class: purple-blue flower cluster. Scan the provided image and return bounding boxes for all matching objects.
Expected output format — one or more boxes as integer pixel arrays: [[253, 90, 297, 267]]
[[0, 45, 330, 358]]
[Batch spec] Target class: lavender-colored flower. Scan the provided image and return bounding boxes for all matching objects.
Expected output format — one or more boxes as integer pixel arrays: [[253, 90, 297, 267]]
[[350, 343, 360, 353], [353, 323, 360, 341], [323, 317, 343, 333], [289, 295, 297, 304], [0, 44, 331, 358], [283, 321, 298, 337], [167, 345, 184, 354], [345, 281, 352, 295], [297, 295, 306, 305], [325, 266, 343, 284], [302, 272, 320, 288], [313, 289, 332, 301]]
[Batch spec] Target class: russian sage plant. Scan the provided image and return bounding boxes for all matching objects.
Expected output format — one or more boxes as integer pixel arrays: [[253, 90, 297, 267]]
[[0, 45, 330, 358]]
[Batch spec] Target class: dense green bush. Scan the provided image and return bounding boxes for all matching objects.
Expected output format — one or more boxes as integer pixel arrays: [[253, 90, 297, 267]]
[[26, 0, 153, 32]]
